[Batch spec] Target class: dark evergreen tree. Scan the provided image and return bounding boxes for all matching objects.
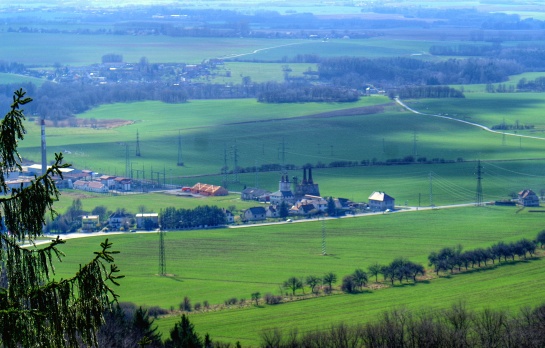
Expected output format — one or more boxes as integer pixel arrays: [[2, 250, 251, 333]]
[[132, 307, 163, 347], [165, 314, 203, 348], [0, 89, 123, 347]]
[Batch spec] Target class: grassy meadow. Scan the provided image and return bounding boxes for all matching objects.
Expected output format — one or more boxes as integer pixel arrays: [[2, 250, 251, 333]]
[[47, 206, 545, 345]]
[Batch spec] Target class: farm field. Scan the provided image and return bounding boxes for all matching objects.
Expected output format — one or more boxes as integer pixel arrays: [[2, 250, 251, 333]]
[[0, 72, 45, 86], [46, 205, 545, 345], [0, 31, 483, 67], [20, 96, 545, 171]]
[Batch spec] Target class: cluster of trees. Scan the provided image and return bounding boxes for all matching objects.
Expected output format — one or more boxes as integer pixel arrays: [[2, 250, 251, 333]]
[[429, 45, 545, 71], [259, 302, 545, 348], [318, 57, 522, 88], [44, 200, 134, 233], [428, 238, 537, 275], [486, 83, 516, 93], [516, 76, 545, 92], [378, 258, 425, 285], [159, 206, 226, 230], [394, 86, 465, 99]]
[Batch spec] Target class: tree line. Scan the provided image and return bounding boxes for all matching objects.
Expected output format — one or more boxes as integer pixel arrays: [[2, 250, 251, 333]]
[[318, 57, 522, 88], [259, 302, 545, 348], [393, 86, 465, 99], [428, 237, 537, 275]]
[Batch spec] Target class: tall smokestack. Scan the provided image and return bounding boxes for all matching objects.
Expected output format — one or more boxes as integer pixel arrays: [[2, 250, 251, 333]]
[[308, 167, 313, 184], [41, 118, 47, 176]]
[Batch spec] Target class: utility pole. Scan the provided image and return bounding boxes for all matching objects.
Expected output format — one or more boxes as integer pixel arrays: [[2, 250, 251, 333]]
[[254, 159, 259, 188], [429, 172, 434, 207], [475, 160, 483, 206], [233, 140, 239, 183], [222, 143, 228, 187], [321, 217, 326, 256], [125, 144, 130, 178]]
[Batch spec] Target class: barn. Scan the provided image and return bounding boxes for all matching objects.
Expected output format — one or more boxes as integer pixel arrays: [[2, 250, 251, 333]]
[[190, 183, 228, 196]]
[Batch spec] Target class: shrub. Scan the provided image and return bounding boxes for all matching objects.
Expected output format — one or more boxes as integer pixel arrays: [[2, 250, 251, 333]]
[[147, 306, 168, 318], [224, 297, 238, 306], [180, 296, 192, 311], [194, 302, 202, 311], [264, 293, 282, 305], [341, 275, 357, 294]]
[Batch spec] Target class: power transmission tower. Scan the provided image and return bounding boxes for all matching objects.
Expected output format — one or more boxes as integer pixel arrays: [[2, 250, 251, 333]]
[[222, 143, 228, 187], [321, 217, 326, 256], [135, 129, 141, 157], [475, 160, 483, 206], [158, 229, 166, 276], [177, 130, 184, 166], [125, 144, 130, 178], [233, 140, 239, 183], [429, 172, 434, 207]]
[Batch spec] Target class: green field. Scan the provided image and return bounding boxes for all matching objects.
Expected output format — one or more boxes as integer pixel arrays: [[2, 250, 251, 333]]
[[47, 206, 545, 345], [13, 90, 545, 208]]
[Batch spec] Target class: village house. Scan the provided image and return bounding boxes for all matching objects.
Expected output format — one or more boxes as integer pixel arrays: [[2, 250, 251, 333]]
[[241, 187, 271, 202], [222, 209, 235, 223], [81, 215, 100, 232], [299, 195, 328, 212], [266, 205, 279, 218], [108, 211, 133, 230], [368, 191, 395, 211], [518, 189, 540, 207], [242, 207, 267, 222], [290, 203, 316, 216]]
